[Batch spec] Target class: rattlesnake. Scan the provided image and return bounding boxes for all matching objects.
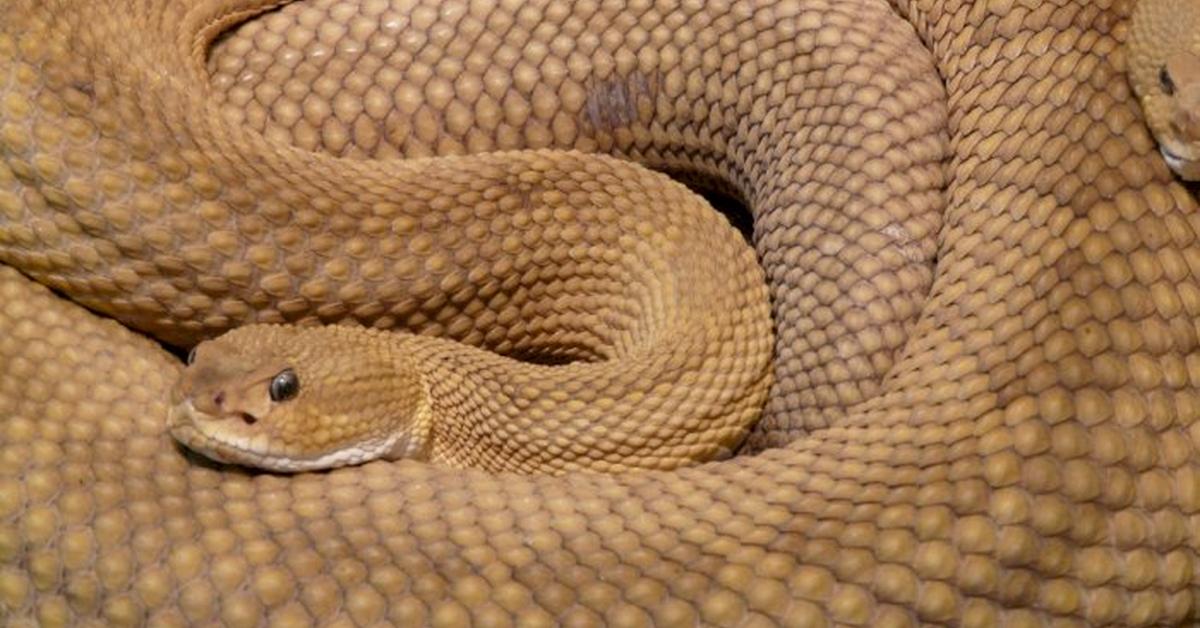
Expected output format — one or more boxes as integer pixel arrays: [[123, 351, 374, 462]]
[[1, 0, 1198, 625]]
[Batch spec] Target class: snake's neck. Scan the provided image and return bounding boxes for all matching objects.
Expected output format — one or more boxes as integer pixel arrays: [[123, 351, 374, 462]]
[[398, 331, 738, 475], [394, 334, 515, 470]]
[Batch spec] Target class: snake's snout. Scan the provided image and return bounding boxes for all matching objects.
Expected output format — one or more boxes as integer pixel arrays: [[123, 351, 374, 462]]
[[186, 389, 259, 425], [183, 395, 270, 432]]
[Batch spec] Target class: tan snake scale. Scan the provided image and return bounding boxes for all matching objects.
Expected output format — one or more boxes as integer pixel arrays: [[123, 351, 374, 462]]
[[3, 0, 1200, 625]]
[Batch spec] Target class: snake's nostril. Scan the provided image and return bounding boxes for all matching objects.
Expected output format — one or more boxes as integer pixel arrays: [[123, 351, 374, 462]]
[[1172, 107, 1198, 140], [213, 391, 225, 408]]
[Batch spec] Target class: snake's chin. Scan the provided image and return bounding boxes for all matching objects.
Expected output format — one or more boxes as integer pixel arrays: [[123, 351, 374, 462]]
[[1159, 145, 1200, 181]]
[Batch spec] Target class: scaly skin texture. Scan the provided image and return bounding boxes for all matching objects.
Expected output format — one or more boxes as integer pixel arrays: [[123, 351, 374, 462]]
[[162, 145, 773, 473], [1, 0, 1199, 626]]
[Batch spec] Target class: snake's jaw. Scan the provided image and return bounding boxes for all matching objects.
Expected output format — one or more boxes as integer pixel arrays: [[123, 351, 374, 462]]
[[168, 398, 428, 472], [168, 393, 430, 472]]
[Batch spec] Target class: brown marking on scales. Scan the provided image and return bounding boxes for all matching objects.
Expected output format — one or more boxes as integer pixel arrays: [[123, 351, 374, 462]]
[[581, 71, 660, 132]]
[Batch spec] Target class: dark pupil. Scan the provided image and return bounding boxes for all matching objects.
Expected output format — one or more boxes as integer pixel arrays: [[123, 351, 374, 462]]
[[1161, 67, 1176, 95], [269, 369, 300, 402]]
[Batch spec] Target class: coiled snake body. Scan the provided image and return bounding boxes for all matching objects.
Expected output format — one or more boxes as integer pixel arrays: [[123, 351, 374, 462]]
[[2, 0, 1199, 625]]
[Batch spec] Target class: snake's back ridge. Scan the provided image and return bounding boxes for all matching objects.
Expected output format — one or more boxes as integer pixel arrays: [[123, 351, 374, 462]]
[[2, 0, 1200, 625]]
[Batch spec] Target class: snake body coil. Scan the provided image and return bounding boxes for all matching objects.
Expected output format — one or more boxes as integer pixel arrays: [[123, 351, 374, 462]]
[[2, 0, 1199, 625]]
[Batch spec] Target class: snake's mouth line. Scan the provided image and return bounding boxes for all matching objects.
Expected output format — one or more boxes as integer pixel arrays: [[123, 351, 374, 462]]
[[167, 400, 413, 472], [1159, 144, 1200, 180], [1160, 145, 1187, 167]]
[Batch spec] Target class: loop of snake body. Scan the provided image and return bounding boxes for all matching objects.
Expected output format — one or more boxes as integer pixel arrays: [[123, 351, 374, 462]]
[[2, 0, 1200, 625]]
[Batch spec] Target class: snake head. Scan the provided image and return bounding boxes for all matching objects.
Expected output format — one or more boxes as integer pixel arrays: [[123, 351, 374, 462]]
[[169, 325, 432, 472], [1128, 0, 1200, 180]]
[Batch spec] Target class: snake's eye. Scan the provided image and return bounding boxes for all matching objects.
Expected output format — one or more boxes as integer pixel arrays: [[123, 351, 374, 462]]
[[1161, 66, 1176, 95], [186, 346, 197, 365], [269, 369, 300, 402]]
